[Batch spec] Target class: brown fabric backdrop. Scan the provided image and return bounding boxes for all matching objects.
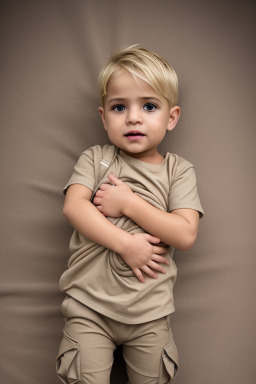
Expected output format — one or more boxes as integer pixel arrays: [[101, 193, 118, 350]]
[[1, 1, 255, 383]]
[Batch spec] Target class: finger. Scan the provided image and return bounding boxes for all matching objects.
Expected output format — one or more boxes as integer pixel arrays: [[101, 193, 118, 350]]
[[143, 234, 161, 244], [133, 268, 145, 283], [151, 254, 169, 265], [147, 260, 166, 274], [152, 245, 169, 255], [95, 190, 104, 197], [99, 183, 112, 191], [108, 174, 122, 186], [92, 197, 102, 205], [140, 265, 158, 279]]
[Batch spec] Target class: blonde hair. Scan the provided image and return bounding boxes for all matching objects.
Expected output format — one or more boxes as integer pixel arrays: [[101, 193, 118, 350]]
[[98, 45, 179, 107]]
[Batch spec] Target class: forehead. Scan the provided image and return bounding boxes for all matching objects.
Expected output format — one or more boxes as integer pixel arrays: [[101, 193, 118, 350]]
[[106, 69, 160, 99]]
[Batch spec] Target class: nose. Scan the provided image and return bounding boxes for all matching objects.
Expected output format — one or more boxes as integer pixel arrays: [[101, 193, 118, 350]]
[[126, 106, 142, 125]]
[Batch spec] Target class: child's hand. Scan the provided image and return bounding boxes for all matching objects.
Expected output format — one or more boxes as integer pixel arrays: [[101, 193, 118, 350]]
[[93, 174, 132, 218], [120, 233, 169, 283]]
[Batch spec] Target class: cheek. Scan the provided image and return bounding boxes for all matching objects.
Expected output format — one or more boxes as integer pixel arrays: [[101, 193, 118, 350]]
[[149, 116, 168, 133], [102, 117, 112, 131], [105, 117, 124, 132], [104, 123, 119, 141]]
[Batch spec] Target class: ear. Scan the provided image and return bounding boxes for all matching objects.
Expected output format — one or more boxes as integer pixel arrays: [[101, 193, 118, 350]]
[[98, 107, 107, 131], [167, 106, 180, 132]]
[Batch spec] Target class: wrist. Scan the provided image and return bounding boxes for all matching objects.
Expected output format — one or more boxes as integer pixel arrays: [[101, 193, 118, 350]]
[[114, 230, 133, 255], [122, 192, 138, 218]]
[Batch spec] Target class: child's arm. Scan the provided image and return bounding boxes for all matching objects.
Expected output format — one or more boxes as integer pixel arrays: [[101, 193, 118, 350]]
[[93, 174, 199, 250], [63, 184, 169, 283]]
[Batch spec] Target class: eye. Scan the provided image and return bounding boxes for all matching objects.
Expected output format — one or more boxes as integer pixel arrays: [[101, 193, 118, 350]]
[[112, 104, 126, 112], [143, 103, 158, 112]]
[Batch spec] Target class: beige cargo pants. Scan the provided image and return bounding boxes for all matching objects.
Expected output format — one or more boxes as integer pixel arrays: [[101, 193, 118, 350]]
[[56, 296, 178, 384]]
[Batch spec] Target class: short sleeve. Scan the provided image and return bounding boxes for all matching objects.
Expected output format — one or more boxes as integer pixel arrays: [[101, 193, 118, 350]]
[[63, 145, 102, 195], [168, 156, 204, 218]]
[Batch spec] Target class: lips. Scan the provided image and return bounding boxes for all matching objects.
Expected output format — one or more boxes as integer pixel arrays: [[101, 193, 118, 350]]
[[124, 130, 145, 140]]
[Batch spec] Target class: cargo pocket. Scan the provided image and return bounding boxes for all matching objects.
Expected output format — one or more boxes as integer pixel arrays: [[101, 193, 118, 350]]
[[159, 338, 179, 383], [56, 331, 80, 384]]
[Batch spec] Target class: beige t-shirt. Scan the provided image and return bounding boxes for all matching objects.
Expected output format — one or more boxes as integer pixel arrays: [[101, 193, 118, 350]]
[[60, 145, 204, 324]]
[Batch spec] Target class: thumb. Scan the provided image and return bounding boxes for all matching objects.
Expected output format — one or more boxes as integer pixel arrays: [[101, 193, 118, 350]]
[[108, 174, 122, 186], [144, 234, 161, 244]]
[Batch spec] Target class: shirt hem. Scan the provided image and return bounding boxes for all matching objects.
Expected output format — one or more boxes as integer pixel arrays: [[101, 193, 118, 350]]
[[66, 289, 175, 324], [170, 203, 204, 217]]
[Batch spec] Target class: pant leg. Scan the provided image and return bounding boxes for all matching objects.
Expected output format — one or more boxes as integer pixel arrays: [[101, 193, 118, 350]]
[[122, 315, 179, 384], [56, 296, 116, 384]]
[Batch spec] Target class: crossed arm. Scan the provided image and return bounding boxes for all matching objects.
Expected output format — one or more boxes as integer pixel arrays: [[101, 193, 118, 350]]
[[93, 174, 199, 250], [63, 174, 199, 283]]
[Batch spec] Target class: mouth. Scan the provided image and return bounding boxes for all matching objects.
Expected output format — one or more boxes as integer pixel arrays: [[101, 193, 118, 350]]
[[124, 130, 145, 141]]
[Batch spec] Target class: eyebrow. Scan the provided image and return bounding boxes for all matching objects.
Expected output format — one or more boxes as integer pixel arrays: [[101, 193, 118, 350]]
[[106, 97, 162, 105]]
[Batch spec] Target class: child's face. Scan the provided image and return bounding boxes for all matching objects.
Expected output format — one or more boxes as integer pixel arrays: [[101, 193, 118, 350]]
[[99, 70, 180, 163]]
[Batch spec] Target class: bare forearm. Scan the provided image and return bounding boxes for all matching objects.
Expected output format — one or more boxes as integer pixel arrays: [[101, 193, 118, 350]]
[[123, 193, 199, 250], [64, 197, 131, 254], [63, 185, 169, 282], [93, 175, 199, 250]]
